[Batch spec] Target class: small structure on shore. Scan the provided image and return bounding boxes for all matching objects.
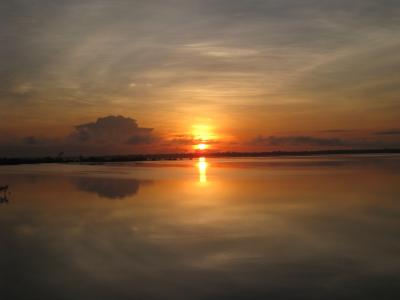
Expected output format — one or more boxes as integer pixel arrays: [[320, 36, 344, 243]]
[[0, 185, 9, 203]]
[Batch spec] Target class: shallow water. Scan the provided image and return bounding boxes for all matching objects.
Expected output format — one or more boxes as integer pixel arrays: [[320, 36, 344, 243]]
[[1, 155, 400, 299]]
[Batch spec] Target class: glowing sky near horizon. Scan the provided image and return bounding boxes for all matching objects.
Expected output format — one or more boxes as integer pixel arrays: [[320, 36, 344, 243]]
[[0, 0, 400, 155]]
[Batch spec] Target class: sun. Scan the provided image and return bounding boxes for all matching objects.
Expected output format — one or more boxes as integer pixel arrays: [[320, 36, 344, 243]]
[[191, 124, 217, 151], [195, 143, 208, 150]]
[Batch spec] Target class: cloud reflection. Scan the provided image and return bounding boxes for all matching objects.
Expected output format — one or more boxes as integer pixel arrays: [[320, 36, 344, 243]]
[[72, 177, 151, 200]]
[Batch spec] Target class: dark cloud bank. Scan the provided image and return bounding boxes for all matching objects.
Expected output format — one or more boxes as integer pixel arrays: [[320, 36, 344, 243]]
[[251, 135, 400, 149], [375, 129, 400, 136]]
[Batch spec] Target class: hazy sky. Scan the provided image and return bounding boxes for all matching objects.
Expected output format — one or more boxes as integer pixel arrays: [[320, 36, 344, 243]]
[[1, 0, 400, 155]]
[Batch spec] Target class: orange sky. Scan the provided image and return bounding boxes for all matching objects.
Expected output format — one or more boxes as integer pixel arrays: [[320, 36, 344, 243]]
[[0, 1, 400, 156]]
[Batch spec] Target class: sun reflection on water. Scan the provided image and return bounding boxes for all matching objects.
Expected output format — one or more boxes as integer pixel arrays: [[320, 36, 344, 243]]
[[197, 157, 208, 184]]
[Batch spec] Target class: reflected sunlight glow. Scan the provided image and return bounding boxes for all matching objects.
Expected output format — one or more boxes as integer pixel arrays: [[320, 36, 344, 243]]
[[197, 157, 208, 184]]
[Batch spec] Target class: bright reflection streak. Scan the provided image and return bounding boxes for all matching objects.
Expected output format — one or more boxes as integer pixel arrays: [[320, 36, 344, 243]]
[[197, 157, 208, 184]]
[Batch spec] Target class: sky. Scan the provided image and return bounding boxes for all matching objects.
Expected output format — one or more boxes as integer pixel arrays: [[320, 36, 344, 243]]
[[1, 0, 400, 156]]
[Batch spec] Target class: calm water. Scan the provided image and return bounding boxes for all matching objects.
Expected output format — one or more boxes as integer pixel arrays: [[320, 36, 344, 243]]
[[1, 155, 400, 300]]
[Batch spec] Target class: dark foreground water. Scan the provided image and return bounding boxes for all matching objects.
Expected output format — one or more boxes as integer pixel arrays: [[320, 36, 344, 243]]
[[1, 155, 400, 300]]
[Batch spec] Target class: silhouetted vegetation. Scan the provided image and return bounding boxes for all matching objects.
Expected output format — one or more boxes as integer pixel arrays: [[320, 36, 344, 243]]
[[0, 195, 9, 204], [0, 149, 399, 165]]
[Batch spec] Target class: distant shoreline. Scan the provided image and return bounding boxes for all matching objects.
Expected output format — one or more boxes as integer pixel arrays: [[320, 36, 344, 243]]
[[1, 148, 400, 166]]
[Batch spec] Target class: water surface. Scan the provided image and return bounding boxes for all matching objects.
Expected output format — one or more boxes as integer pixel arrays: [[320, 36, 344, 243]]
[[1, 155, 400, 299]]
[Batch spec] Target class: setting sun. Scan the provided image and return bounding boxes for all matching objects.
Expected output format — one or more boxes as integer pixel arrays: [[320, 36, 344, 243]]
[[195, 143, 208, 150]]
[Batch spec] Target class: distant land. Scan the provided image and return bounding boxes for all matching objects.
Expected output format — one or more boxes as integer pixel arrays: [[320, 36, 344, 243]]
[[1, 149, 400, 165]]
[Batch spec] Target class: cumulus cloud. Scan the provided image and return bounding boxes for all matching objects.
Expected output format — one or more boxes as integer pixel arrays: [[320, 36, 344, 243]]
[[68, 115, 154, 145]]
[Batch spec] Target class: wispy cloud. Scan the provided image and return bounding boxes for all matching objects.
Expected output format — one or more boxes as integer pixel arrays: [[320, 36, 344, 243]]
[[0, 0, 399, 155]]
